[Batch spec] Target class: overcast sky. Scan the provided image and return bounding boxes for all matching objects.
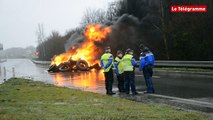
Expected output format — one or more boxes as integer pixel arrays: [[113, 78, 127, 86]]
[[0, 0, 116, 49]]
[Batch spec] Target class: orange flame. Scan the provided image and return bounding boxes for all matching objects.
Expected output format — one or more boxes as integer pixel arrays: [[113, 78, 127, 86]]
[[51, 24, 111, 66]]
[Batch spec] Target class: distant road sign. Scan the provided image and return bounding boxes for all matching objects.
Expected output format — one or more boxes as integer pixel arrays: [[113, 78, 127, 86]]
[[0, 43, 3, 50]]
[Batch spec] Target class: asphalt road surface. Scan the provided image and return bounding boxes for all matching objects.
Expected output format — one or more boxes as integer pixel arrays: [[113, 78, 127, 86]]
[[1, 59, 213, 102]]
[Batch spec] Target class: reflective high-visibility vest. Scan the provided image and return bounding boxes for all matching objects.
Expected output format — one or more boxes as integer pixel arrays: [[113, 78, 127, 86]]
[[101, 53, 114, 72], [122, 54, 133, 71], [115, 57, 124, 74]]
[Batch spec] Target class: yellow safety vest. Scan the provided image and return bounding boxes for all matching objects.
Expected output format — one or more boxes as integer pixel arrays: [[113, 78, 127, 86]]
[[115, 57, 124, 74], [122, 54, 134, 71], [101, 53, 114, 72]]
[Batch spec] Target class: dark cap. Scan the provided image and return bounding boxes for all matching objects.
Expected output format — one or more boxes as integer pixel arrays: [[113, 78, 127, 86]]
[[116, 50, 123, 55], [105, 46, 111, 50], [126, 48, 133, 54], [143, 47, 149, 52], [139, 44, 144, 49]]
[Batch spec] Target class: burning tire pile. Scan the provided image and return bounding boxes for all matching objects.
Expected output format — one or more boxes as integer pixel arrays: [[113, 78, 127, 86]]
[[48, 59, 101, 73]]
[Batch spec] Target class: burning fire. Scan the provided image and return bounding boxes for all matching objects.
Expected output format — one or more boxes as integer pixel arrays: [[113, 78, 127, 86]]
[[51, 24, 111, 66]]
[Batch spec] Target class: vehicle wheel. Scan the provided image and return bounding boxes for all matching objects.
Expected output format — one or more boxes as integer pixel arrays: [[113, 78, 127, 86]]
[[58, 63, 71, 72], [76, 60, 89, 71]]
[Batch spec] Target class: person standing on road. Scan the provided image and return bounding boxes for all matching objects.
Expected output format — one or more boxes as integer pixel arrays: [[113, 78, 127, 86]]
[[139, 47, 155, 94], [100, 47, 115, 95], [122, 49, 138, 95], [114, 50, 125, 92]]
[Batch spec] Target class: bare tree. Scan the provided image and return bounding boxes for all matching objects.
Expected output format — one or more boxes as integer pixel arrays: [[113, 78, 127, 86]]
[[107, 0, 127, 20], [80, 8, 107, 28], [36, 24, 45, 44], [36, 23, 46, 58], [160, 0, 170, 60]]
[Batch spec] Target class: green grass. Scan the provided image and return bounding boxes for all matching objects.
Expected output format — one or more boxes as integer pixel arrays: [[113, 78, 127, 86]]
[[0, 78, 209, 120]]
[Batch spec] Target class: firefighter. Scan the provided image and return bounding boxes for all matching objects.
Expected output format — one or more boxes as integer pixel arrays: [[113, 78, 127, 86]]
[[122, 48, 138, 95], [114, 50, 125, 92], [139, 47, 155, 93], [100, 46, 115, 95]]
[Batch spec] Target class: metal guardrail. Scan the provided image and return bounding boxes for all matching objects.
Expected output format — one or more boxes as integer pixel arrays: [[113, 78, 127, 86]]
[[32, 60, 51, 65], [32, 60, 213, 68], [154, 60, 213, 68], [0, 59, 7, 63]]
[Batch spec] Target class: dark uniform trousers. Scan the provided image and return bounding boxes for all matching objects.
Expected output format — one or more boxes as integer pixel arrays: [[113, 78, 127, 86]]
[[104, 68, 114, 94], [143, 65, 155, 93], [117, 73, 125, 92], [124, 71, 136, 94]]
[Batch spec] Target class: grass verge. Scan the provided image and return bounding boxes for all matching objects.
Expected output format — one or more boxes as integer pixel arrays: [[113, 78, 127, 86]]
[[0, 78, 209, 120]]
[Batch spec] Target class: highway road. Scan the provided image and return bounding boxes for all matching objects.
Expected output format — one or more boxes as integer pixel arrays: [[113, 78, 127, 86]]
[[0, 59, 213, 102]]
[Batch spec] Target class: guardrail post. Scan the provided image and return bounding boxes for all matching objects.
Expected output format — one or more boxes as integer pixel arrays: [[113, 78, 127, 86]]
[[12, 67, 15, 77], [3, 67, 6, 81]]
